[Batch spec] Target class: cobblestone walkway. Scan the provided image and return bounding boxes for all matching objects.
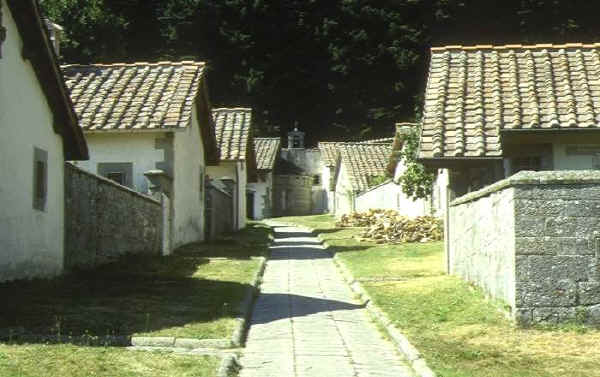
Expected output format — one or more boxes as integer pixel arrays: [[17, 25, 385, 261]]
[[239, 224, 416, 377]]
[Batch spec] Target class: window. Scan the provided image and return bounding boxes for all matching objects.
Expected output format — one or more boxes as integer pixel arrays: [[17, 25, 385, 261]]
[[106, 172, 125, 185], [512, 156, 541, 174], [313, 174, 321, 185], [98, 162, 133, 188], [33, 147, 48, 211]]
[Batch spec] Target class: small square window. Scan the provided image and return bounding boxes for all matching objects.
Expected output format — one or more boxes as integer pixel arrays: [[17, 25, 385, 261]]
[[512, 156, 541, 174], [98, 162, 133, 188]]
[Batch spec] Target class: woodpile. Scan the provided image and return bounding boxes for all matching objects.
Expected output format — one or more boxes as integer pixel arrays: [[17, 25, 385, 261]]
[[336, 209, 443, 243]]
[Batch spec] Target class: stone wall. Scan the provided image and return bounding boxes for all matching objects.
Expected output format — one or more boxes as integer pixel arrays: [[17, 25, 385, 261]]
[[206, 182, 233, 239], [449, 186, 516, 308], [273, 175, 312, 216], [64, 163, 161, 270], [450, 171, 600, 325]]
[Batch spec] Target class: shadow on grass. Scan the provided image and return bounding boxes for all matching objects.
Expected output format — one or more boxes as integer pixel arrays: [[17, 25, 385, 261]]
[[251, 294, 366, 324], [312, 228, 346, 234], [326, 245, 372, 254], [0, 223, 274, 342], [175, 222, 272, 259], [0, 260, 248, 340]]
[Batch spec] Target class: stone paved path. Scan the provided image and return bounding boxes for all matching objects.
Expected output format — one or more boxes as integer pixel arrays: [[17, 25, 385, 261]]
[[239, 224, 416, 377]]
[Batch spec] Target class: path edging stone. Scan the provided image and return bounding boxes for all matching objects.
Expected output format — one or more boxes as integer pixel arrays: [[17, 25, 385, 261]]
[[231, 256, 267, 347], [311, 229, 437, 377], [217, 354, 241, 377]]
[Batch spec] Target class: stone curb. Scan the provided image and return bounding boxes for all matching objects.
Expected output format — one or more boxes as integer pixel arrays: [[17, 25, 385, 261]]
[[217, 354, 240, 377], [231, 256, 267, 347], [313, 231, 437, 377]]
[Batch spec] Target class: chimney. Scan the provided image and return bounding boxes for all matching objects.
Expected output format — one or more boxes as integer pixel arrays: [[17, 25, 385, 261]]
[[396, 122, 415, 138], [44, 18, 63, 56]]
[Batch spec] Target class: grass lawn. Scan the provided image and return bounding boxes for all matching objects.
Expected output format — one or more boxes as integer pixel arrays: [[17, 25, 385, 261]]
[[0, 222, 271, 340], [277, 215, 600, 377], [0, 344, 219, 377]]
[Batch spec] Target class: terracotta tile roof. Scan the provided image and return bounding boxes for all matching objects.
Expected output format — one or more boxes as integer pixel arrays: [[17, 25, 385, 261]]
[[317, 142, 343, 167], [420, 43, 600, 160], [337, 144, 392, 192], [62, 61, 206, 131], [212, 108, 253, 161], [254, 137, 281, 171], [318, 137, 393, 168], [6, 0, 88, 160]]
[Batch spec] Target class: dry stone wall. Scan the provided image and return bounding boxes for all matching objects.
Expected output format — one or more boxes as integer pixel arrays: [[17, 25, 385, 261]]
[[64, 163, 161, 270], [450, 170, 600, 325]]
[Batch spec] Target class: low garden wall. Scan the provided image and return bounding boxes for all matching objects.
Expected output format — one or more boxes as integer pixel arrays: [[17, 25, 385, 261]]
[[64, 163, 162, 270], [449, 170, 600, 325]]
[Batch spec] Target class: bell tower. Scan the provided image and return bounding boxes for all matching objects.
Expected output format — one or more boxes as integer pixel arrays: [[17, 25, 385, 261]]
[[287, 127, 305, 149]]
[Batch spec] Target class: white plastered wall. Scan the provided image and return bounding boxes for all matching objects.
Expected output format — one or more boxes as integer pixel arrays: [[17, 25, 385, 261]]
[[0, 2, 66, 281], [172, 106, 206, 247], [248, 172, 272, 220], [74, 132, 165, 193], [355, 181, 429, 217], [333, 163, 355, 217]]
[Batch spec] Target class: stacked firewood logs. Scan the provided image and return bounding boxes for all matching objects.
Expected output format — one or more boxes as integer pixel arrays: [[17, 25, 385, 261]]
[[335, 209, 443, 243]]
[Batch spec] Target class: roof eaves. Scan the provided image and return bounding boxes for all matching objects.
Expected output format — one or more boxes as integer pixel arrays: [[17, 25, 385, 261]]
[[7, 0, 88, 160]]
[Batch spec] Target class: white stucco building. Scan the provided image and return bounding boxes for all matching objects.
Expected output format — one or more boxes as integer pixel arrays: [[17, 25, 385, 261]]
[[317, 142, 343, 213], [62, 61, 219, 251], [249, 137, 280, 219], [0, 0, 88, 281], [207, 108, 257, 230], [332, 143, 393, 217]]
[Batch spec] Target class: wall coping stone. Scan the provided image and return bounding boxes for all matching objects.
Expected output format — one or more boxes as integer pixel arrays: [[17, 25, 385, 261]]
[[66, 162, 160, 205], [356, 178, 395, 197], [450, 170, 600, 207]]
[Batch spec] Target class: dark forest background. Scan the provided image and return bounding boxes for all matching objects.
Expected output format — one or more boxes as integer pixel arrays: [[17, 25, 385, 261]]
[[41, 0, 600, 146]]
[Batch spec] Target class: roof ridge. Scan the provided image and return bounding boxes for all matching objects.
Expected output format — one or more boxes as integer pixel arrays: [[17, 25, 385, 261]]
[[431, 42, 600, 52], [61, 61, 206, 68], [212, 107, 253, 112]]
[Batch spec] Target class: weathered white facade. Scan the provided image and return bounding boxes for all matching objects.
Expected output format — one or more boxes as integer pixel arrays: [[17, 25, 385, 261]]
[[320, 163, 335, 212], [355, 180, 429, 217], [333, 163, 355, 217], [389, 159, 431, 217], [247, 172, 273, 220], [0, 0, 87, 281], [74, 133, 162, 192], [75, 107, 207, 249]]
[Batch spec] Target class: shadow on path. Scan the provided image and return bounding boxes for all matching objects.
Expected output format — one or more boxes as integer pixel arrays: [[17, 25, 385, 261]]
[[251, 293, 366, 324]]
